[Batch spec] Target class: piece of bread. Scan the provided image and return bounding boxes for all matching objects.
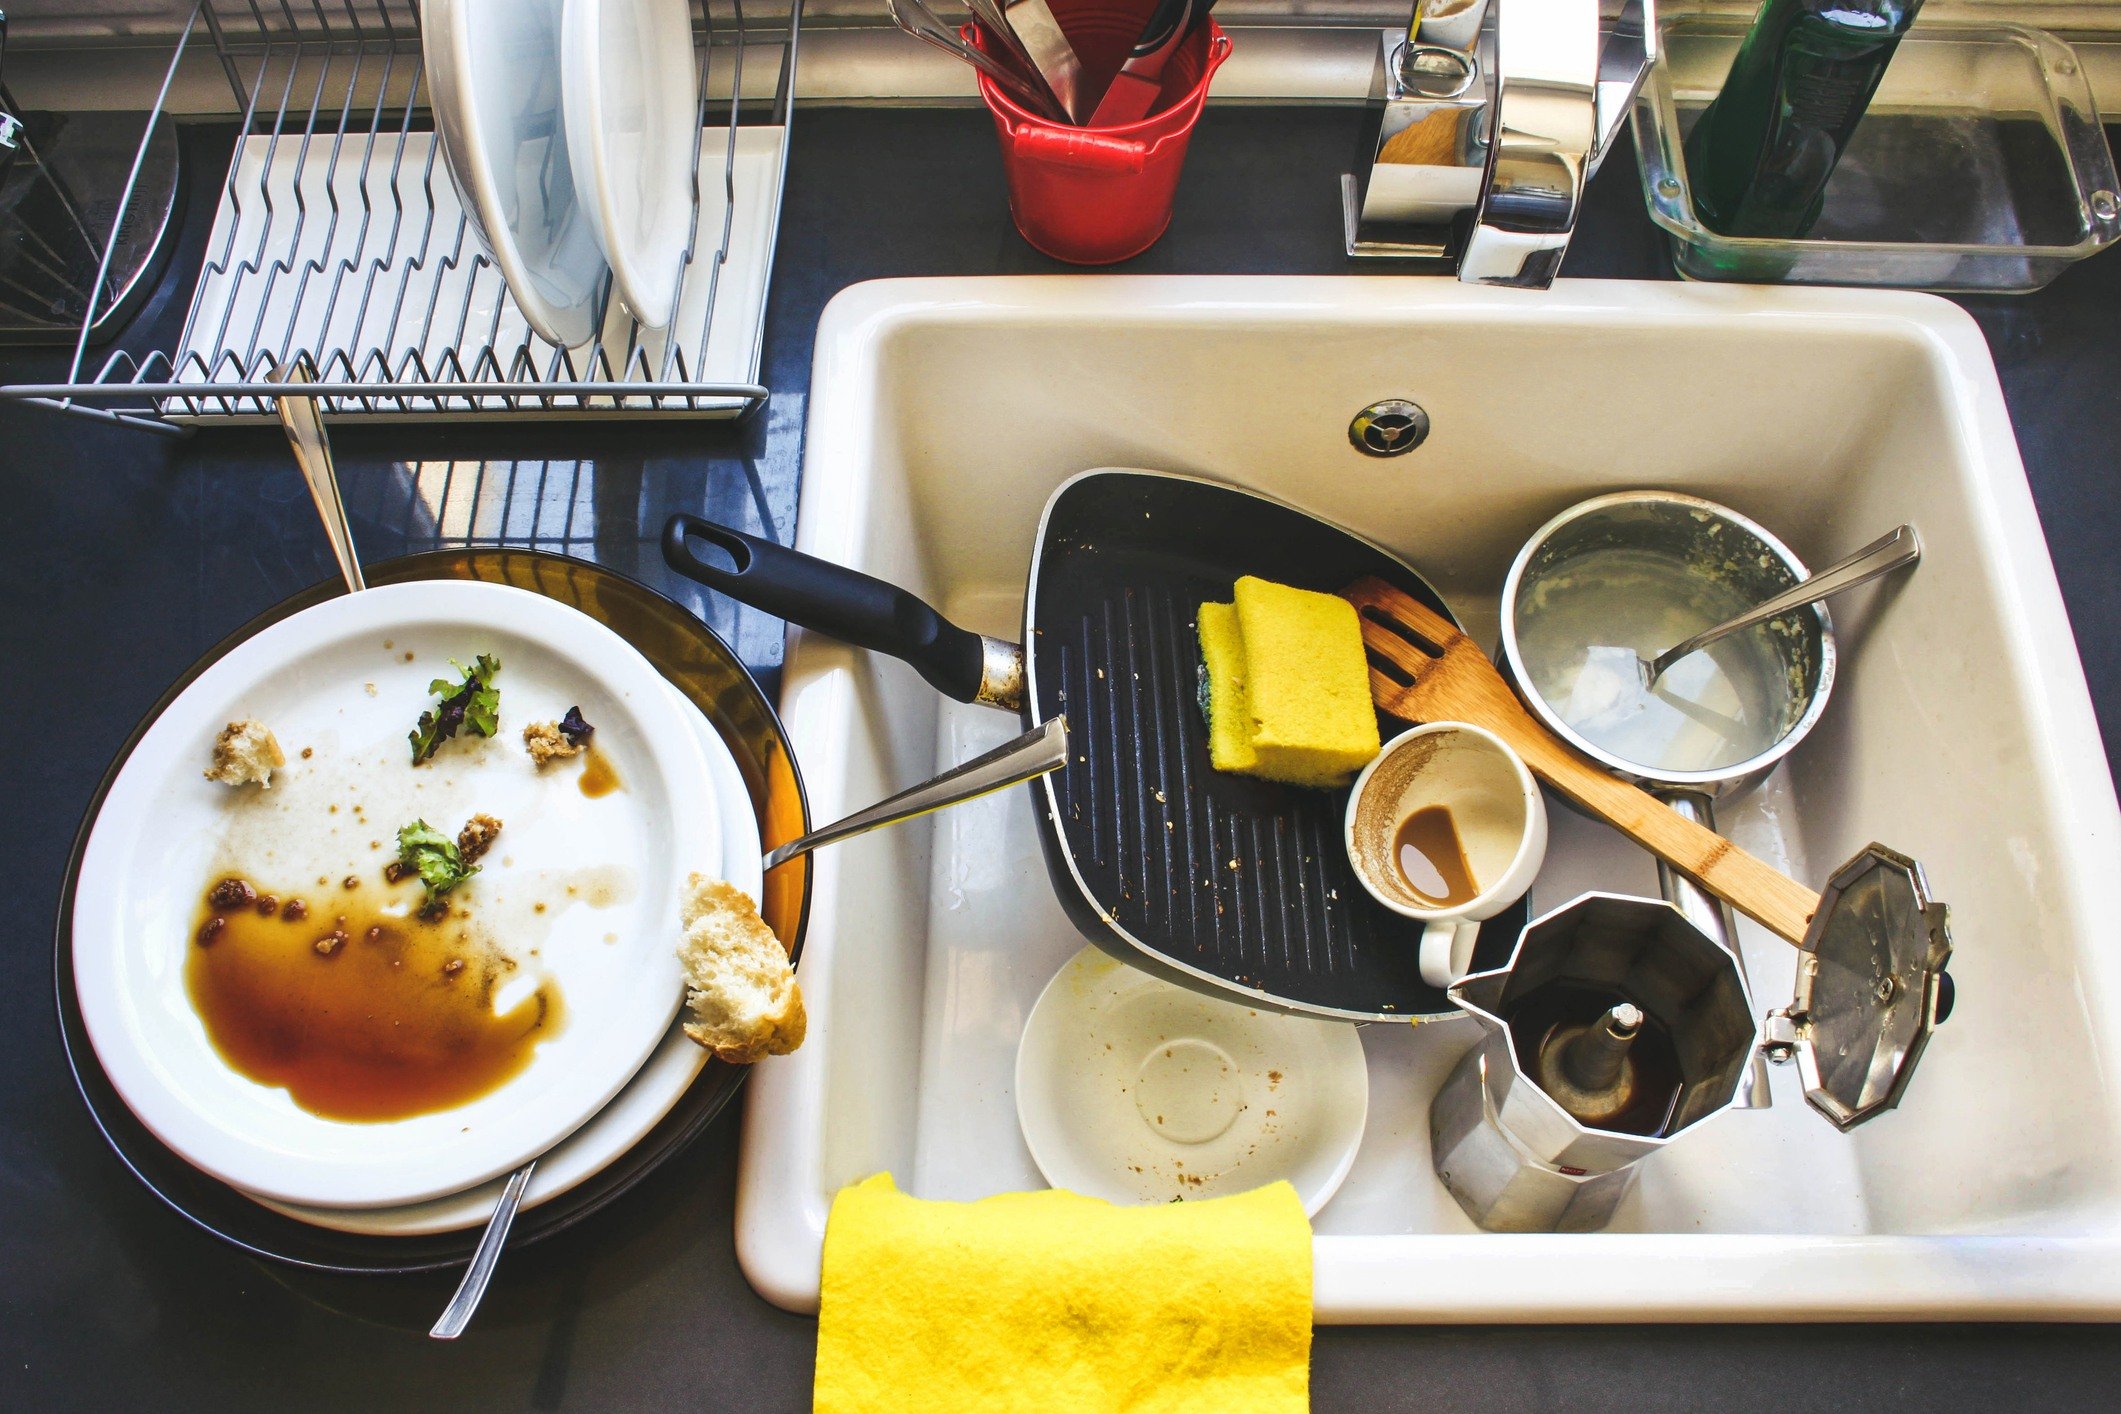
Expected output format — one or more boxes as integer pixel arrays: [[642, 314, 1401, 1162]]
[[676, 873, 805, 1063], [523, 720, 583, 766], [204, 720, 286, 788], [1229, 575, 1381, 787]]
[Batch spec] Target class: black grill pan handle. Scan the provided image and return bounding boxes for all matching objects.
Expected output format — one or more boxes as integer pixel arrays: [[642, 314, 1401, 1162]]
[[662, 513, 1012, 707]]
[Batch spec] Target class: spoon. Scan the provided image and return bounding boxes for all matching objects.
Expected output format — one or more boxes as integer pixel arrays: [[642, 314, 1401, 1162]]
[[270, 363, 531, 1341], [268, 364, 1061, 1333], [1641, 524, 1920, 687], [271, 362, 365, 592]]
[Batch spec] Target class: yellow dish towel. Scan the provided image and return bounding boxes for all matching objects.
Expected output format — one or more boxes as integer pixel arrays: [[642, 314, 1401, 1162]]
[[814, 1174, 1313, 1414]]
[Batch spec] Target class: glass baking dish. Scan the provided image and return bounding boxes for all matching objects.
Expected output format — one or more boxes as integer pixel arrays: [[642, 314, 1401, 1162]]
[[1631, 18, 2121, 292]]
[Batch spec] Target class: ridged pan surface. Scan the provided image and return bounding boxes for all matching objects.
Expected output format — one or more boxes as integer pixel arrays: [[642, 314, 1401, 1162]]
[[1024, 471, 1526, 1019]]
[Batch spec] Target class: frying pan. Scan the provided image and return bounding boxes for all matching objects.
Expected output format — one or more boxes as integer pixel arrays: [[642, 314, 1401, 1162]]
[[663, 468, 1526, 1020]]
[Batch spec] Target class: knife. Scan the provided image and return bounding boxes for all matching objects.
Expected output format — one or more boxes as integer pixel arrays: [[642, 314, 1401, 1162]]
[[1001, 0, 1091, 124], [1087, 0, 1200, 128]]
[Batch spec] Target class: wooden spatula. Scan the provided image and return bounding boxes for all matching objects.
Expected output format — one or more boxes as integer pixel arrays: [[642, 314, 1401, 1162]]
[[1343, 576, 1820, 947]]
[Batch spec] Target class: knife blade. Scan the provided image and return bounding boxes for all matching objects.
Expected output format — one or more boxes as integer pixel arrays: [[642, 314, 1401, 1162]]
[[1001, 0, 1091, 124], [1087, 0, 1199, 128]]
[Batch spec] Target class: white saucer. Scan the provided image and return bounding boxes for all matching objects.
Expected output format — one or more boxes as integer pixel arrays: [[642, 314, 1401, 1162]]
[[250, 680, 762, 1236], [424, 0, 609, 348], [73, 582, 716, 1208], [1016, 947, 1368, 1217], [562, 0, 700, 331]]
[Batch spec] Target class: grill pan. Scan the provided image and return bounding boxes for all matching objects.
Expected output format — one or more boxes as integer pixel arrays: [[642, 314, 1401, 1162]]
[[665, 468, 1526, 1020]]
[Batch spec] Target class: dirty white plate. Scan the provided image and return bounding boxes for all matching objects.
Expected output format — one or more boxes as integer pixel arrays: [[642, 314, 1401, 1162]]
[[563, 0, 699, 331], [250, 680, 761, 1235], [73, 581, 716, 1208], [1016, 946, 1369, 1216], [424, 0, 608, 347]]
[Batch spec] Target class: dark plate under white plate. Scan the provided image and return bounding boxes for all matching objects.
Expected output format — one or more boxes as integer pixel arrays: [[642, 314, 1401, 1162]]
[[52, 548, 810, 1276]]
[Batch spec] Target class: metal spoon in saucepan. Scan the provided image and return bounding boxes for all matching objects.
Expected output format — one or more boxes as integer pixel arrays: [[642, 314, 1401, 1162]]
[[1639, 524, 1921, 687]]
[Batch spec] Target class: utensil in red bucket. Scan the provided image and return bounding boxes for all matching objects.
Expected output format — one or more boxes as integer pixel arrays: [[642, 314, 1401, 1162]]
[[971, 3, 1230, 264], [1088, 0, 1197, 127]]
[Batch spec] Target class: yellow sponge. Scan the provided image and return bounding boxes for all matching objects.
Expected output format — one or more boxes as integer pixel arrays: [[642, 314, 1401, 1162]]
[[1236, 575, 1381, 787], [1197, 576, 1382, 789], [1198, 601, 1258, 773]]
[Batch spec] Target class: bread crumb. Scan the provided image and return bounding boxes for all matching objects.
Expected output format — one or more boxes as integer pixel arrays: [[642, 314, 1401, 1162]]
[[204, 721, 286, 788], [456, 813, 503, 865], [675, 874, 804, 1064], [523, 720, 582, 766]]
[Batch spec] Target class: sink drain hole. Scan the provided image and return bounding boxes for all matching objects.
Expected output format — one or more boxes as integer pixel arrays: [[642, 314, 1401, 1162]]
[[1350, 399, 1430, 457]]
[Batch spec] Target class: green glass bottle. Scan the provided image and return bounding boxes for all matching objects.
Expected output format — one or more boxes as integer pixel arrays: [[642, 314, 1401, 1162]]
[[1684, 0, 1925, 238]]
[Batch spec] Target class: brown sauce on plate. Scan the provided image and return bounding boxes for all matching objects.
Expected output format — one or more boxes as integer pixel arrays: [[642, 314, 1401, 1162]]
[[186, 875, 561, 1122], [1393, 805, 1478, 908], [578, 745, 622, 798]]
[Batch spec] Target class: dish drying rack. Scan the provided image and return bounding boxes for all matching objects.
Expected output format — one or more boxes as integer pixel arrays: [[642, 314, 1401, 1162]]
[[0, 0, 799, 433]]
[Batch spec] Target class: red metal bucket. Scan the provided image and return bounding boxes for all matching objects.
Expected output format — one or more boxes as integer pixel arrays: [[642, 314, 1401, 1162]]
[[973, 5, 1231, 264]]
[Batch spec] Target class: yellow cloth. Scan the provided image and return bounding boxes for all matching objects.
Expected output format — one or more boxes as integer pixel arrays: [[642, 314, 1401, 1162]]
[[814, 1175, 1313, 1414]]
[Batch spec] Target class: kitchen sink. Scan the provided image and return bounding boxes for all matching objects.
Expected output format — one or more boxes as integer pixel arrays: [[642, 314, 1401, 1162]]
[[734, 277, 2121, 1320]]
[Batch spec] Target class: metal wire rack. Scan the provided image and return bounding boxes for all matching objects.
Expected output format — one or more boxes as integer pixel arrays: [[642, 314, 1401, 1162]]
[[0, 0, 799, 433]]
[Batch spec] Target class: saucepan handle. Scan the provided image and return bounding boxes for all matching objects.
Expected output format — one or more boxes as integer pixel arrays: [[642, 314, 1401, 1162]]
[[662, 513, 1015, 708]]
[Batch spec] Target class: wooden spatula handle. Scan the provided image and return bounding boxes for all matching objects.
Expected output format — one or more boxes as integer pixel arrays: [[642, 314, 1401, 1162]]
[[1488, 707, 1819, 945]]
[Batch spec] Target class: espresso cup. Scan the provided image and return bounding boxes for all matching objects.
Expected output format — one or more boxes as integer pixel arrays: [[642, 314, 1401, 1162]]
[[1343, 722, 1548, 988]]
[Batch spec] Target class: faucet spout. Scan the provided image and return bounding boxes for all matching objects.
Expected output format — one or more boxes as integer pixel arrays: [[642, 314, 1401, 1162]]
[[1345, 0, 1659, 289]]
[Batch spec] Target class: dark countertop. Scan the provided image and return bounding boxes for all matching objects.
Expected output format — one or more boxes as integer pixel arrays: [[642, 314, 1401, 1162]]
[[4, 105, 2119, 1409]]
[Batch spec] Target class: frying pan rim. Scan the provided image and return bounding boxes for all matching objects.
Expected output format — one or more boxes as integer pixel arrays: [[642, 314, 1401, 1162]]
[[1021, 465, 1470, 1023]]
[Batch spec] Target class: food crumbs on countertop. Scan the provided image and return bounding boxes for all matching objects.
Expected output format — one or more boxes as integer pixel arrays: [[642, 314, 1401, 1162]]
[[300, 746, 314, 760], [364, 682, 377, 697]]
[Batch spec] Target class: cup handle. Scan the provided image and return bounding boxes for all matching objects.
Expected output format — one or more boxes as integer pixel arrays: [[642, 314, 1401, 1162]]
[[1419, 918, 1481, 990]]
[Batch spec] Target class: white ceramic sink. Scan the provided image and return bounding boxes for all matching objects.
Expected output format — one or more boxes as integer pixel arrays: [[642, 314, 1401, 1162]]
[[735, 277, 2121, 1321]]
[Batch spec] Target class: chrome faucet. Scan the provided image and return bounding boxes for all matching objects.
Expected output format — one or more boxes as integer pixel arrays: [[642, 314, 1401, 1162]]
[[1344, 0, 1656, 288]]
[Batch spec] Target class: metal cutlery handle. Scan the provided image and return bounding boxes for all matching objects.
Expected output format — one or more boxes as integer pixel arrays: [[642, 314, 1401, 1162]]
[[429, 1159, 536, 1340], [961, 0, 1066, 116], [1647, 525, 1921, 684], [886, 0, 1072, 124], [764, 717, 1068, 871], [270, 362, 365, 594]]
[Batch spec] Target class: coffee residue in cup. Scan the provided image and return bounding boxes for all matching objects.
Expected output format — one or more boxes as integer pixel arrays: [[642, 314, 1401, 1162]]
[[1393, 805, 1478, 908]]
